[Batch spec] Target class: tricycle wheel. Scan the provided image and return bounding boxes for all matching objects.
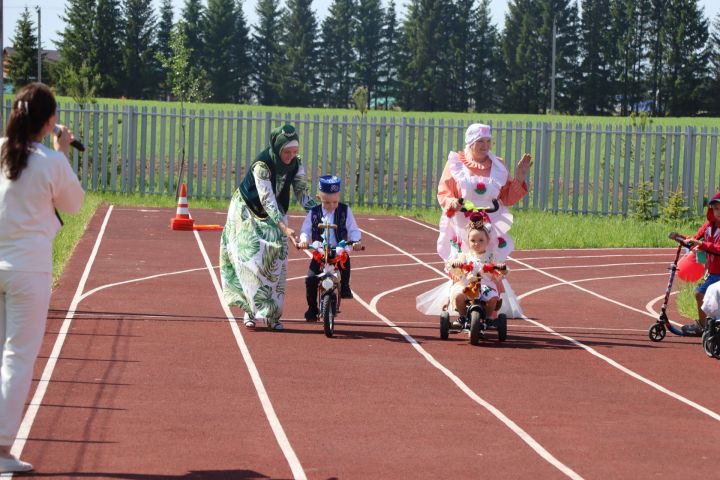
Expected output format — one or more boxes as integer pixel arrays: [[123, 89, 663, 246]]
[[495, 314, 507, 342], [440, 312, 450, 340], [648, 323, 666, 342], [322, 293, 335, 338], [469, 310, 483, 345]]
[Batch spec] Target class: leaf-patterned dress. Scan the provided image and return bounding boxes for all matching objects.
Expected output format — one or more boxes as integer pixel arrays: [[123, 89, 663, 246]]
[[220, 161, 317, 326]]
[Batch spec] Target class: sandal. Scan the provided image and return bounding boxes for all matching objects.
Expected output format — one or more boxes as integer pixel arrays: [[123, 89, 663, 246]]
[[270, 321, 284, 331], [243, 319, 256, 328]]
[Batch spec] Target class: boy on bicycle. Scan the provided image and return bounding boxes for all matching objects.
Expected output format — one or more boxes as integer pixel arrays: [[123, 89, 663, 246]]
[[297, 175, 362, 321]]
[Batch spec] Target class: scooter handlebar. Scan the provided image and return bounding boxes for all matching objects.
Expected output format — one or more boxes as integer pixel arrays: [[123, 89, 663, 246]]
[[668, 232, 693, 248]]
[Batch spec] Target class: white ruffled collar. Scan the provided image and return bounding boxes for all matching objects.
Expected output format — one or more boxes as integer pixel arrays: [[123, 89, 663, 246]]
[[449, 150, 508, 188]]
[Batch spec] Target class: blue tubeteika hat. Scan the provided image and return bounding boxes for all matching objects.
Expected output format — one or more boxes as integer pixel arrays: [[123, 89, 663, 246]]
[[319, 175, 341, 193]]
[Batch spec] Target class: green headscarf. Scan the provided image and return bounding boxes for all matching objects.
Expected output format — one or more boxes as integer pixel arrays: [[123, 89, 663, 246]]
[[266, 124, 299, 176]]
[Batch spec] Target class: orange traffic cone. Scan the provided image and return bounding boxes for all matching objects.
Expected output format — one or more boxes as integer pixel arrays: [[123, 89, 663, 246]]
[[170, 183, 195, 231]]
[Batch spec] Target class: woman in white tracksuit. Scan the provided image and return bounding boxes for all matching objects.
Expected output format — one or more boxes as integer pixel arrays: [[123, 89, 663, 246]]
[[0, 83, 84, 473]]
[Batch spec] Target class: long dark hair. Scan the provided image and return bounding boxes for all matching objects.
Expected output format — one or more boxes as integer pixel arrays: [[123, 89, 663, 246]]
[[1, 82, 57, 180]]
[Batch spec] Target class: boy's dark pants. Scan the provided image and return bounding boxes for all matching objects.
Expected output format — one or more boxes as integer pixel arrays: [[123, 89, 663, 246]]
[[305, 257, 351, 313]]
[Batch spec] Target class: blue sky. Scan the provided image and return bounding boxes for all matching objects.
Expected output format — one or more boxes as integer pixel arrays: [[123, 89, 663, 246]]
[[2, 0, 719, 50]]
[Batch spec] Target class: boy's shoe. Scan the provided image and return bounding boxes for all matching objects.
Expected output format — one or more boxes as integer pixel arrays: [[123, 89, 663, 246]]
[[340, 287, 354, 299], [304, 308, 319, 321], [452, 316, 467, 329], [270, 321, 284, 331], [681, 323, 703, 337], [0, 455, 33, 473]]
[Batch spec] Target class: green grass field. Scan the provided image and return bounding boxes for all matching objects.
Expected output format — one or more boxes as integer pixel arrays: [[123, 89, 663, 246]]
[[54, 95, 720, 129]]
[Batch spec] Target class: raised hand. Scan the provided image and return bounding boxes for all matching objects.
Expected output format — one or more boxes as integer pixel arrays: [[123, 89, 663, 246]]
[[515, 153, 533, 183]]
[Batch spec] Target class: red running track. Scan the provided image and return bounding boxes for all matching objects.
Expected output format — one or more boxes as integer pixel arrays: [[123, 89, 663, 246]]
[[8, 206, 720, 479]]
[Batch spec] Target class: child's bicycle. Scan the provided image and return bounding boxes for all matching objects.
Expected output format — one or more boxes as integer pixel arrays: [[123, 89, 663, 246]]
[[439, 271, 508, 345], [300, 222, 363, 338]]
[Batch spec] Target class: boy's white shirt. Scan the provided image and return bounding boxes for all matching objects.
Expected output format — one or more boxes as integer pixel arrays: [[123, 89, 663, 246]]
[[299, 205, 361, 245]]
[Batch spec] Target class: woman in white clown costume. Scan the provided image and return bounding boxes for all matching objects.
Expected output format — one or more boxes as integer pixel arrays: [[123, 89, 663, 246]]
[[417, 123, 532, 318]]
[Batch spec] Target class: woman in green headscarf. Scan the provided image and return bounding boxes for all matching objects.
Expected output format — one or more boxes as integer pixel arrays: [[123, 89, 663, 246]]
[[220, 124, 318, 330]]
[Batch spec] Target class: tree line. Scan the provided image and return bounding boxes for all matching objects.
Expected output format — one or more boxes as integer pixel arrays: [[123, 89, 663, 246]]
[[6, 0, 720, 116]]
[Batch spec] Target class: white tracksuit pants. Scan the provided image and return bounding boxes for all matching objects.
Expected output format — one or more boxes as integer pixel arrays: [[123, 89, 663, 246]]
[[0, 270, 51, 446]]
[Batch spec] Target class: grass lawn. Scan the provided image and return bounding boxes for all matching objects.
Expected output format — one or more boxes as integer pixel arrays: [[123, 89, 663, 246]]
[[54, 95, 720, 130]]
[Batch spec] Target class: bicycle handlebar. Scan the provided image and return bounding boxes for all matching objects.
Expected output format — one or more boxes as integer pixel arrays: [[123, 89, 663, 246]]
[[296, 240, 365, 251], [459, 198, 500, 214]]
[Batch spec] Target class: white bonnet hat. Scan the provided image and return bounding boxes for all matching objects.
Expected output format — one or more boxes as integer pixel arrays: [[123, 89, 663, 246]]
[[465, 123, 492, 145]]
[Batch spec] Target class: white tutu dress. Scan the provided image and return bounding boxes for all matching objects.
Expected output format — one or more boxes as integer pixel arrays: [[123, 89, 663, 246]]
[[416, 240, 522, 318]]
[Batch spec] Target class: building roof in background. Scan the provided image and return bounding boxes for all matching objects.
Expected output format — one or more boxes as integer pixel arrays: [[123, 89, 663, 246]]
[[3, 47, 60, 62]]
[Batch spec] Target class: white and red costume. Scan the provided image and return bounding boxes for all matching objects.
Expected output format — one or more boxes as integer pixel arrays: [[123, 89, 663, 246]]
[[417, 124, 528, 318]]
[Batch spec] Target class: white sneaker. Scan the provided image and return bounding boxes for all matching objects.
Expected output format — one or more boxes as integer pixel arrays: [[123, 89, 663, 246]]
[[0, 455, 33, 473]]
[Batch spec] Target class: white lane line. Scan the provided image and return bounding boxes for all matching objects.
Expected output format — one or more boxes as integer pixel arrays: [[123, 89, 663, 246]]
[[399, 215, 439, 231], [393, 218, 720, 422], [505, 257, 720, 422], [510, 262, 667, 271], [519, 273, 681, 328], [79, 266, 214, 301], [357, 228, 582, 479], [518, 273, 666, 308], [510, 258, 664, 320], [9, 206, 114, 464], [193, 231, 306, 480], [516, 254, 670, 260], [645, 293, 683, 327], [74, 259, 668, 304]]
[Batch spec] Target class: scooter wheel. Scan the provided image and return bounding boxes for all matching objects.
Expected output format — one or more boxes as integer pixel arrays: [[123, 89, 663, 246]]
[[440, 312, 450, 340], [648, 323, 666, 342], [495, 314, 507, 342], [469, 310, 483, 346]]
